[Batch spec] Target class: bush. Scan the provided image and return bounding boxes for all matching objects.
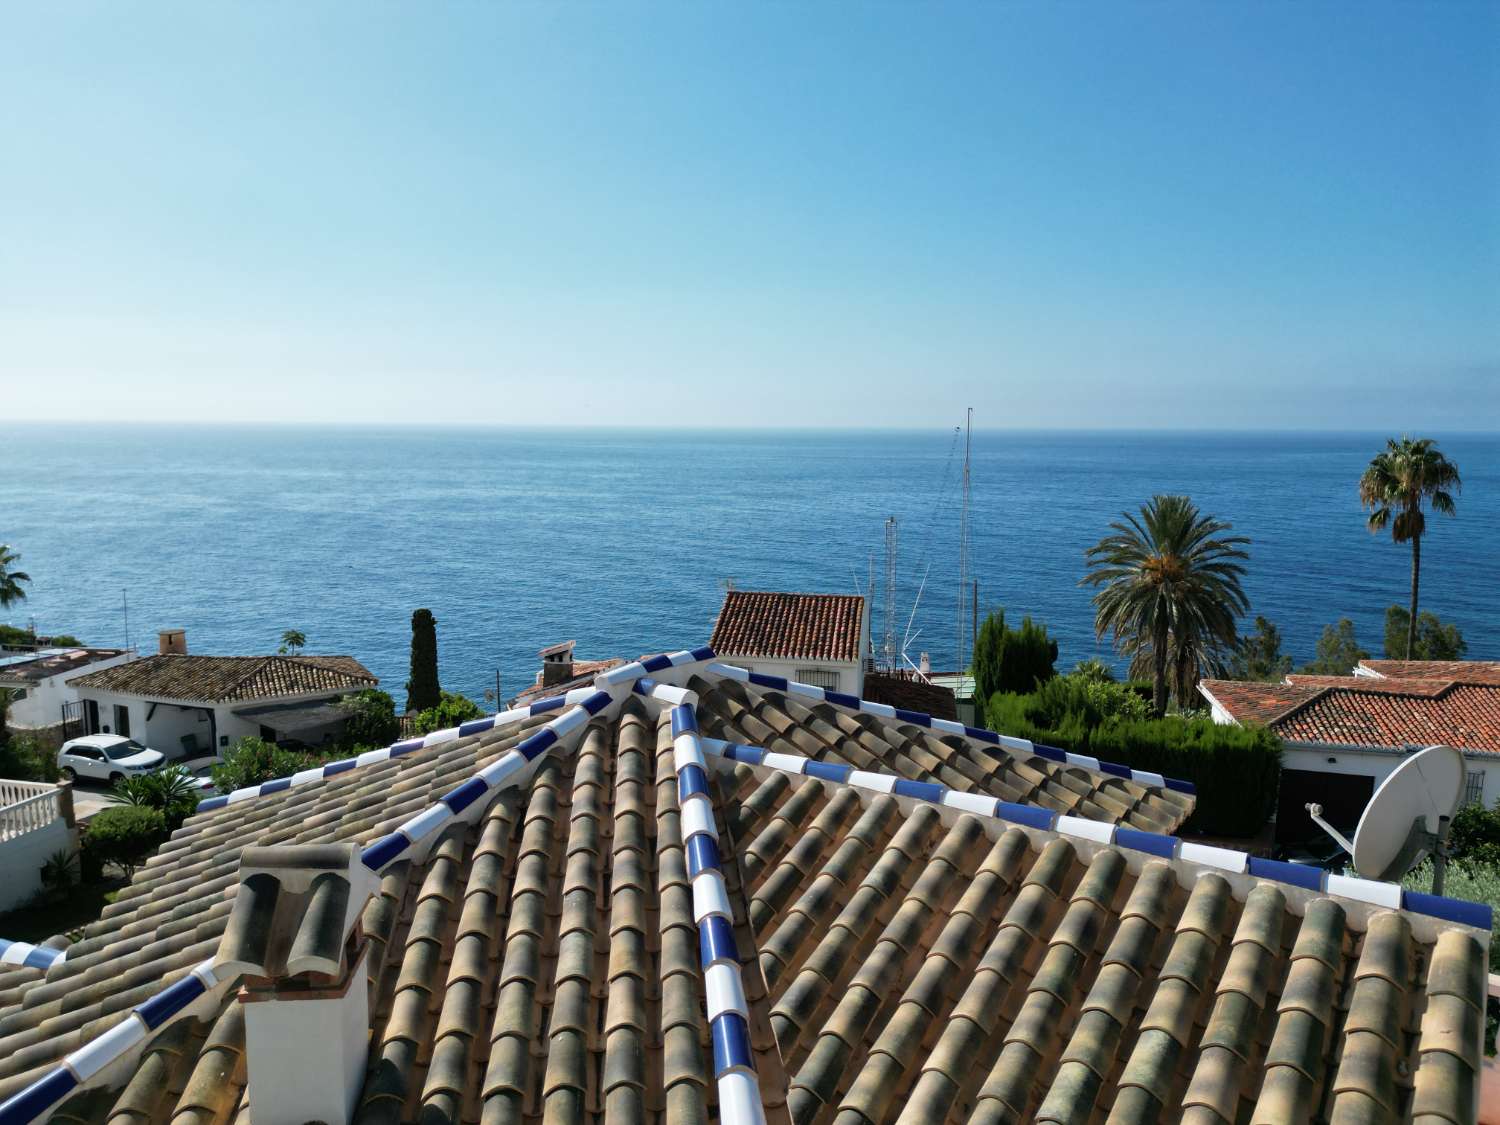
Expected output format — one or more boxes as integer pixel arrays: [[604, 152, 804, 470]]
[[409, 692, 484, 736], [113, 766, 201, 831], [210, 737, 327, 794], [0, 732, 58, 782], [973, 609, 1059, 700], [340, 689, 400, 749], [83, 805, 166, 877], [1449, 799, 1500, 871], [986, 681, 1281, 837]]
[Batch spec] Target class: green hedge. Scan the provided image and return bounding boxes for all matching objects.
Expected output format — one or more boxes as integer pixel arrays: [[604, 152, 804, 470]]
[[987, 685, 1281, 838]]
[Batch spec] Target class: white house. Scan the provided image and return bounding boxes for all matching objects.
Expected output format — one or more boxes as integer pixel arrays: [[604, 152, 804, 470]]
[[66, 631, 378, 759], [0, 647, 136, 731], [709, 590, 869, 696], [1199, 659, 1500, 848]]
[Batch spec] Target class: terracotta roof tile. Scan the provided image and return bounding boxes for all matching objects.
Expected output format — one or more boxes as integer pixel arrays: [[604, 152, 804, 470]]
[[0, 664, 1487, 1124], [1360, 660, 1500, 685], [67, 654, 375, 704], [711, 591, 865, 663], [1203, 676, 1500, 754]]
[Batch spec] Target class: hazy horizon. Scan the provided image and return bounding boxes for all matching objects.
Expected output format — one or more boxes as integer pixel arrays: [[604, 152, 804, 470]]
[[4, 3, 1496, 429]]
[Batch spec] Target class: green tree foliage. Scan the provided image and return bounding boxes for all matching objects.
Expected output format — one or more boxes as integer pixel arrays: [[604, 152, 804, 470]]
[[1299, 619, 1369, 675], [113, 766, 201, 831], [278, 629, 307, 655], [986, 679, 1280, 837], [339, 688, 400, 749], [209, 737, 327, 794], [1383, 606, 1466, 662], [1448, 799, 1500, 872], [1227, 616, 1293, 682], [1359, 437, 1461, 660], [406, 609, 441, 713], [1071, 659, 1115, 683], [0, 730, 58, 781], [410, 692, 485, 736], [1081, 495, 1249, 717], [0, 545, 30, 610], [83, 805, 167, 878], [972, 609, 1059, 701]]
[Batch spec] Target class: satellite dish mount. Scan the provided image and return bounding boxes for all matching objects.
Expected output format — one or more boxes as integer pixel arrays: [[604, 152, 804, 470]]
[[1305, 744, 1464, 896]]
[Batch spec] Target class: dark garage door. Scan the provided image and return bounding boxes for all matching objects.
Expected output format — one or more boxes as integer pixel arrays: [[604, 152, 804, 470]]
[[1277, 768, 1375, 848]]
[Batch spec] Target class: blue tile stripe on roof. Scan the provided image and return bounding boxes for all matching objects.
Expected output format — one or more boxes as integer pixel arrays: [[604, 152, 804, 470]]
[[0, 940, 65, 971], [670, 702, 767, 1125], [697, 734, 1492, 931], [703, 660, 1197, 795]]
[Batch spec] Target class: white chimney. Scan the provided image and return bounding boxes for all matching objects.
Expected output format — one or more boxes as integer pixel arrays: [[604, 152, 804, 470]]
[[218, 844, 380, 1125], [919, 651, 931, 675]]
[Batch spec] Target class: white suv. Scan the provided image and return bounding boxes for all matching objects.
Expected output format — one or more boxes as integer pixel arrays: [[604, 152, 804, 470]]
[[56, 735, 165, 784]]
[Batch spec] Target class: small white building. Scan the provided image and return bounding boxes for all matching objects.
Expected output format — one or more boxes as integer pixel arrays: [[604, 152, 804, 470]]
[[709, 590, 869, 697], [0, 647, 136, 731], [66, 631, 378, 759], [1200, 659, 1500, 848]]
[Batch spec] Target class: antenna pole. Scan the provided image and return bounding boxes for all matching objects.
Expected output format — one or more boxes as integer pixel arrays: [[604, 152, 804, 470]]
[[883, 516, 898, 674], [956, 408, 972, 673], [123, 589, 130, 652]]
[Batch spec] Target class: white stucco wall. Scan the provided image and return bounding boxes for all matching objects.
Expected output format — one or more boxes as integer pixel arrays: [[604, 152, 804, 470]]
[[718, 655, 864, 697], [0, 817, 73, 911], [2, 651, 136, 729], [74, 687, 355, 757], [1282, 744, 1500, 809]]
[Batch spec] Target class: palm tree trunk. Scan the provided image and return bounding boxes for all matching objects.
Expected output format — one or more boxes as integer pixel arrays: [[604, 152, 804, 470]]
[[1407, 534, 1421, 660], [1153, 619, 1169, 718]]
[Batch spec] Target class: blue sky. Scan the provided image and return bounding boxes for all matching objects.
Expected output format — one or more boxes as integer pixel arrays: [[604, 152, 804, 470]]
[[3, 3, 1496, 428]]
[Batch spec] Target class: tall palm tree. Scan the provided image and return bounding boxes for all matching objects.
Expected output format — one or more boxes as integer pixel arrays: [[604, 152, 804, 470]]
[[1082, 495, 1250, 717], [0, 546, 30, 610], [1359, 437, 1460, 661]]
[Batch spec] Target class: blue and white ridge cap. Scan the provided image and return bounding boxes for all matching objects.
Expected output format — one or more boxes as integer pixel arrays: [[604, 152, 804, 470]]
[[598, 646, 718, 688], [666, 703, 767, 1125], [195, 695, 581, 814], [702, 661, 1196, 796], [359, 691, 618, 873], [699, 734, 1493, 931], [0, 958, 222, 1125], [0, 940, 65, 971]]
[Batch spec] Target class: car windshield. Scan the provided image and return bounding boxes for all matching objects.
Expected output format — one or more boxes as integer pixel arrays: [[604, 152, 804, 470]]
[[102, 740, 149, 761]]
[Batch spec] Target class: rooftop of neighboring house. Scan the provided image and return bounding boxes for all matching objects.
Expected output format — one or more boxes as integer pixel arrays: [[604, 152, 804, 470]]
[[0, 648, 130, 685], [1201, 659, 1500, 754], [510, 656, 625, 706], [710, 590, 865, 663], [0, 647, 1487, 1125], [66, 654, 376, 705]]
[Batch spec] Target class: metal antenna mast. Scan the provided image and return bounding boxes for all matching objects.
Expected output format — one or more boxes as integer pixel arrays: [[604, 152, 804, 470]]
[[883, 516, 899, 673], [956, 408, 972, 673]]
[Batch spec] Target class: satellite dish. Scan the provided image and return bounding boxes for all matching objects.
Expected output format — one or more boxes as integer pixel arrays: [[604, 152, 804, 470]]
[[1307, 745, 1464, 890]]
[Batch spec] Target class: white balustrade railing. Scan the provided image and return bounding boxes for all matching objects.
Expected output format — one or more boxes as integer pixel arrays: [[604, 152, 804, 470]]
[[0, 781, 63, 841]]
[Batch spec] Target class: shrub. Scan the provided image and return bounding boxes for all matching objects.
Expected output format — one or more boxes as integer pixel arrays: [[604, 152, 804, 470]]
[[40, 850, 77, 898], [0, 732, 58, 782], [409, 692, 484, 736], [83, 806, 166, 877], [1449, 799, 1500, 871], [986, 682, 1280, 837], [210, 737, 325, 794], [113, 766, 201, 830], [340, 689, 400, 749], [973, 609, 1059, 700]]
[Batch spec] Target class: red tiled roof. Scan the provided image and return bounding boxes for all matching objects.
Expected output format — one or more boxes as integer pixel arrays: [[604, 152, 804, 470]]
[[1201, 676, 1500, 754], [1358, 659, 1500, 685], [710, 591, 864, 662]]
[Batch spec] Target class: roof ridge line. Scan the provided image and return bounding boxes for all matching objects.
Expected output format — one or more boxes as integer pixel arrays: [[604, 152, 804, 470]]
[[703, 660, 1197, 796], [696, 732, 1492, 933]]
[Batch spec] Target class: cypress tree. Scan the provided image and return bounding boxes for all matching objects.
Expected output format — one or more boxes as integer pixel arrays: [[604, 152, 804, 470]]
[[406, 609, 441, 713]]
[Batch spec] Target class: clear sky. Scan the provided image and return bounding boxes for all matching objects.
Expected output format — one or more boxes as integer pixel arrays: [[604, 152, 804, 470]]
[[3, 2, 1496, 429]]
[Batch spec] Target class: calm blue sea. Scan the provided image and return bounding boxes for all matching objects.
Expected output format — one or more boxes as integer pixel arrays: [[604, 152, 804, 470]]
[[0, 426, 1495, 705]]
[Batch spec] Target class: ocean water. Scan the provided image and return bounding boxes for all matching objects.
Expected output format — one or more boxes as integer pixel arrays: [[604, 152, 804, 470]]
[[0, 425, 1495, 706]]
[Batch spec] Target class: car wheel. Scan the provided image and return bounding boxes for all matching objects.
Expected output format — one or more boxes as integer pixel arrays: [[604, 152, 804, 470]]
[[59, 767, 76, 782], [109, 772, 124, 784]]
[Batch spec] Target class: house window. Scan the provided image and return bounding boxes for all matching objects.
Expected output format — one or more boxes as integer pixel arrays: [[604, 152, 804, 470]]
[[795, 668, 840, 690], [1464, 770, 1485, 808], [85, 699, 100, 734]]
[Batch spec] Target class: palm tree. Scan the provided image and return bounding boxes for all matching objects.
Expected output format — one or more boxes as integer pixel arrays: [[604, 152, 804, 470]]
[[0, 546, 30, 610], [278, 629, 307, 656], [1359, 437, 1461, 661], [1082, 495, 1250, 717]]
